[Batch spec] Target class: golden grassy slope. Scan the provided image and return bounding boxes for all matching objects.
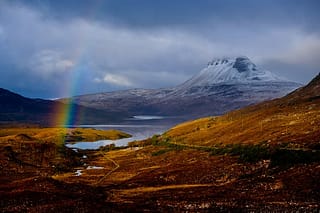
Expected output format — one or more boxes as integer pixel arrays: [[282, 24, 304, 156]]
[[0, 127, 131, 146], [166, 74, 320, 148]]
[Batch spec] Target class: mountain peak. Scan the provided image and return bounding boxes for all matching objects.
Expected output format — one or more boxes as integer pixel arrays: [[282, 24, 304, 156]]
[[184, 56, 287, 87], [207, 56, 256, 73], [232, 56, 257, 73]]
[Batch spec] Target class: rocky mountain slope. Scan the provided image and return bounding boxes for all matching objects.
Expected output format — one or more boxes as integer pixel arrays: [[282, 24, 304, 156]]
[[67, 56, 301, 120]]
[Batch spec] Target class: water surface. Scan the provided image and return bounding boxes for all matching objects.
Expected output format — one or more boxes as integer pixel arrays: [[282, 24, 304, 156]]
[[65, 116, 184, 150], [65, 124, 169, 149]]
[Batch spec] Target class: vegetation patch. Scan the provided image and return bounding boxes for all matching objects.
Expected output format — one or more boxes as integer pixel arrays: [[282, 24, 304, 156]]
[[227, 143, 270, 163], [270, 149, 320, 169], [98, 143, 126, 152], [155, 136, 320, 167], [151, 148, 173, 156]]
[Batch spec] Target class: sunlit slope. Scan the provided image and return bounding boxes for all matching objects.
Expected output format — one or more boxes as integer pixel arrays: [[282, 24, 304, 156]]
[[165, 73, 320, 147], [0, 128, 131, 145]]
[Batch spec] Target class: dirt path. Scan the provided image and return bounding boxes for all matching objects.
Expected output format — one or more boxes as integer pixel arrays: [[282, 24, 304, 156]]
[[169, 141, 212, 150], [114, 184, 214, 195], [95, 155, 120, 185]]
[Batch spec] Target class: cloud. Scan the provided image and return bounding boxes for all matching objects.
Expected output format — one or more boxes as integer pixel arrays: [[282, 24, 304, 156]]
[[0, 1, 319, 97], [29, 50, 75, 76], [95, 73, 133, 87], [0, 25, 4, 39], [275, 34, 320, 67], [256, 31, 320, 83]]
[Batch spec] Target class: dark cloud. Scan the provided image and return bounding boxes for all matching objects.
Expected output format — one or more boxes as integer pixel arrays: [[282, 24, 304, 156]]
[[262, 60, 319, 84], [9, 0, 320, 31], [0, 0, 319, 98]]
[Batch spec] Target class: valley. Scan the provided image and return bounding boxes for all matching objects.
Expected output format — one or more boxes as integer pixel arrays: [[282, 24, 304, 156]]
[[1, 73, 319, 212]]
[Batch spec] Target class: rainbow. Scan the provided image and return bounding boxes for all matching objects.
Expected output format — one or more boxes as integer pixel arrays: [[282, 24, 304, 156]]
[[52, 67, 83, 127], [50, 0, 104, 127], [53, 99, 77, 127]]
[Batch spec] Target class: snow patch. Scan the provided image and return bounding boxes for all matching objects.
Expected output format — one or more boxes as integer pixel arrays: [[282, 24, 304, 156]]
[[131, 115, 165, 120], [87, 166, 104, 170], [74, 170, 82, 176]]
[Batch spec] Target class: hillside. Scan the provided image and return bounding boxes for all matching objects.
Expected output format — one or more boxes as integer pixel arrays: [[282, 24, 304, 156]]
[[165, 72, 320, 148], [0, 88, 127, 125]]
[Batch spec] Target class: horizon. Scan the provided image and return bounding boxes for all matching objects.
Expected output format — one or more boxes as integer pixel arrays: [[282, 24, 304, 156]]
[[0, 0, 319, 99]]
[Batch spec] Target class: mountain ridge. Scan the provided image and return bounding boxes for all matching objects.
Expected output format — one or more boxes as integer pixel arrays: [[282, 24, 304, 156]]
[[0, 57, 303, 125], [0, 88, 127, 125], [66, 56, 302, 120]]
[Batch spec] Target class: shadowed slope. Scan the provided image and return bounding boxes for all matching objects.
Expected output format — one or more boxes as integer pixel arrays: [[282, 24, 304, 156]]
[[0, 88, 127, 125]]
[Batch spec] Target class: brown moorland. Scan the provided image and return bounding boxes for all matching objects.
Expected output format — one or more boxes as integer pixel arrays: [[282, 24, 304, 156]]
[[0, 128, 131, 212], [106, 73, 320, 211]]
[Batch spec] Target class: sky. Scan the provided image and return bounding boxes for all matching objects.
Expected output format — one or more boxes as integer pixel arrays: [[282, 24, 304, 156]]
[[0, 0, 319, 99]]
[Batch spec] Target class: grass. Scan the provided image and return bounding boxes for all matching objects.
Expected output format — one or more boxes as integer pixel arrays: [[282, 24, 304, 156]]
[[151, 148, 173, 156], [0, 127, 131, 146], [157, 88, 320, 169], [164, 90, 320, 148], [0, 127, 132, 174]]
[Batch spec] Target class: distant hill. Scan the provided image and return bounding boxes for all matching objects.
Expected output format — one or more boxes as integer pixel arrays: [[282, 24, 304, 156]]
[[0, 88, 127, 126], [165, 72, 320, 148], [66, 56, 301, 120]]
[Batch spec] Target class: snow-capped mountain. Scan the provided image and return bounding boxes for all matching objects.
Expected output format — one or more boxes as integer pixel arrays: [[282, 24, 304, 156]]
[[64, 56, 302, 121], [181, 56, 282, 86], [161, 56, 300, 101]]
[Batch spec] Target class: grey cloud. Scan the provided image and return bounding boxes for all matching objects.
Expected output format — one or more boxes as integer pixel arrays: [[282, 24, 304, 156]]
[[261, 60, 319, 84], [9, 0, 320, 33], [275, 35, 320, 67], [0, 1, 319, 98], [28, 50, 75, 76]]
